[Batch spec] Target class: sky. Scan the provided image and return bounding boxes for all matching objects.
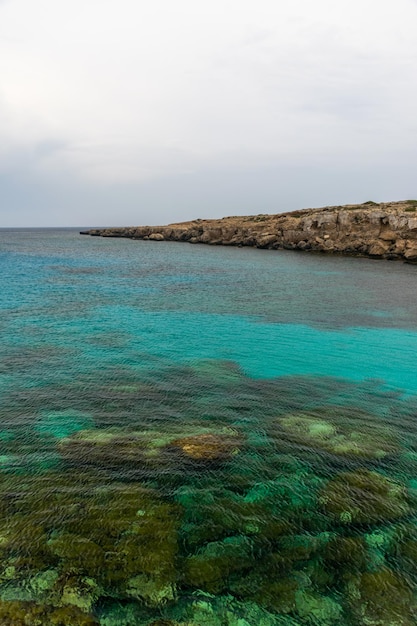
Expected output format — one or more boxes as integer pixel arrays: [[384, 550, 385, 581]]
[[1, 0, 417, 226]]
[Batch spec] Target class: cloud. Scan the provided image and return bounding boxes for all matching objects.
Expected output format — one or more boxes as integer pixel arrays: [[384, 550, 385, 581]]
[[0, 0, 417, 224]]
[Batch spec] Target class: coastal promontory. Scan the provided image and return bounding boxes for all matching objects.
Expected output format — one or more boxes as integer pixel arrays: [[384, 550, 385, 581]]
[[81, 200, 417, 261]]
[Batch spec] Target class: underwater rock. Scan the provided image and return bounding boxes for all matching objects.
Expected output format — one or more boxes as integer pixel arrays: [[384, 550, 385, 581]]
[[243, 474, 325, 534], [363, 528, 398, 572], [181, 598, 224, 626], [183, 536, 253, 593], [322, 536, 368, 582], [364, 528, 397, 554], [0, 581, 36, 603], [0, 474, 180, 608], [295, 591, 342, 625], [48, 534, 106, 578], [319, 470, 411, 524], [169, 432, 241, 463], [202, 535, 253, 559], [0, 516, 48, 555], [244, 474, 321, 512], [278, 412, 398, 460], [250, 576, 300, 614], [0, 599, 99, 625], [178, 594, 300, 626], [346, 568, 416, 625], [29, 569, 59, 598], [177, 487, 292, 549], [79, 490, 179, 600], [60, 575, 101, 613], [183, 554, 232, 594], [57, 429, 149, 470], [58, 426, 243, 473], [125, 574, 175, 606], [393, 525, 417, 580], [229, 540, 314, 613], [97, 600, 153, 626]]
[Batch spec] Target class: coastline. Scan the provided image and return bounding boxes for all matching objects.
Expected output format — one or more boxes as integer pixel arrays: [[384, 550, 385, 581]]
[[80, 200, 417, 262]]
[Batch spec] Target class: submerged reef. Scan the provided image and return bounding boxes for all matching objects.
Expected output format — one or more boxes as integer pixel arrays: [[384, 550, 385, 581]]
[[169, 432, 242, 462], [278, 410, 399, 460], [0, 474, 180, 612], [346, 568, 416, 626], [319, 469, 411, 525], [1, 363, 417, 624], [0, 600, 99, 625], [57, 425, 243, 481]]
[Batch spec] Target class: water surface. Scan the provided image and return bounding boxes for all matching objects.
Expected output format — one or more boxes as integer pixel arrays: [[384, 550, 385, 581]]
[[1, 228, 417, 625]]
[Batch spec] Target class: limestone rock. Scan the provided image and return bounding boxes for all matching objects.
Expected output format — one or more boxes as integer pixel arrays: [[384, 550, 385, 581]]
[[80, 200, 417, 262], [148, 233, 165, 241], [368, 241, 390, 256], [404, 246, 417, 261]]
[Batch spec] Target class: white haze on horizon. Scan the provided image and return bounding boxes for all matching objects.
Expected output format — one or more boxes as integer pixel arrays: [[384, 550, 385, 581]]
[[0, 0, 417, 226]]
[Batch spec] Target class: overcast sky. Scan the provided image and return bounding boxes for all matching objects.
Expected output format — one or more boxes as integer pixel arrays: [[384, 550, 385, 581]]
[[1, 0, 417, 226]]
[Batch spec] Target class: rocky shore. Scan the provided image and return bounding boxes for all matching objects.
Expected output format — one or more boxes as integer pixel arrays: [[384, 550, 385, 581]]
[[80, 200, 417, 261]]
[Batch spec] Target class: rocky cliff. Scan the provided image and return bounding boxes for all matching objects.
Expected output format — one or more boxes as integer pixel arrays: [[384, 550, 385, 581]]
[[81, 200, 417, 261]]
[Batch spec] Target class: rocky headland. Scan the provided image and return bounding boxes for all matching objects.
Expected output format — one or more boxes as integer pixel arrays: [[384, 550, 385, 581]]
[[80, 200, 417, 261]]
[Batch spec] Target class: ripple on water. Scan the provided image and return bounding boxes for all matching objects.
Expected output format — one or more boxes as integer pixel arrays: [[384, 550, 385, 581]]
[[0, 364, 416, 624], [2, 230, 417, 624]]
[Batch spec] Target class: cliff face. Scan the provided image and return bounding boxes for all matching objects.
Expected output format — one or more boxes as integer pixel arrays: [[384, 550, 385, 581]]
[[81, 200, 417, 261]]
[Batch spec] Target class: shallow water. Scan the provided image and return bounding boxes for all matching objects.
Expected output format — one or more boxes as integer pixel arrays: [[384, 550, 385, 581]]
[[1, 228, 417, 625]]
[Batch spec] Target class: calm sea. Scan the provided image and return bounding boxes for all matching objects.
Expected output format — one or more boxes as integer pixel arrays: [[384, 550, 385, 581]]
[[1, 228, 417, 625]]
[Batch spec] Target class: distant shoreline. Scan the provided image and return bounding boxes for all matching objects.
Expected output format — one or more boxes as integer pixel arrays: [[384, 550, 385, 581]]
[[80, 200, 417, 262]]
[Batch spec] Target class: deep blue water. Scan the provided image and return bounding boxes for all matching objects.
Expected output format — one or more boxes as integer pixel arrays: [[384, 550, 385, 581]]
[[1, 228, 417, 625]]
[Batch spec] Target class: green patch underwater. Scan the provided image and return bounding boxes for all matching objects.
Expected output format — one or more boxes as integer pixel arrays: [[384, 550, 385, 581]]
[[1, 362, 417, 625]]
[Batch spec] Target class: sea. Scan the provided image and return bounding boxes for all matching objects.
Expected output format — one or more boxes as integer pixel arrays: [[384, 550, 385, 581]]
[[1, 227, 417, 625]]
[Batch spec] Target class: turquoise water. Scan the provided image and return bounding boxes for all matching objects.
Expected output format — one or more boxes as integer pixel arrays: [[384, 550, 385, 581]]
[[1, 228, 417, 625]]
